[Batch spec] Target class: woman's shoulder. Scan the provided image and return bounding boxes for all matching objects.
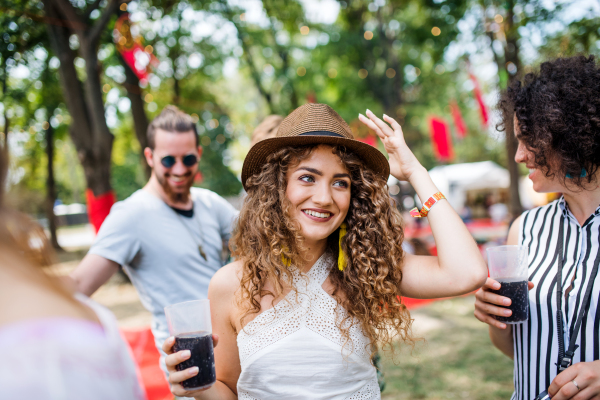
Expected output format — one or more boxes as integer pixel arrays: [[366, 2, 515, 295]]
[[209, 260, 243, 300], [507, 215, 523, 245]]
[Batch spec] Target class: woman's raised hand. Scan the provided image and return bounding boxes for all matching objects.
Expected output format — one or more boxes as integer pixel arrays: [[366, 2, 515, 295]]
[[162, 334, 219, 398], [358, 109, 423, 182]]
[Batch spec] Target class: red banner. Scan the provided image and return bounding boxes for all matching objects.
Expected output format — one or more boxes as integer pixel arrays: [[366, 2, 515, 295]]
[[114, 14, 158, 84], [86, 189, 116, 233], [450, 100, 467, 138], [469, 73, 489, 126], [429, 117, 454, 161], [356, 134, 377, 147]]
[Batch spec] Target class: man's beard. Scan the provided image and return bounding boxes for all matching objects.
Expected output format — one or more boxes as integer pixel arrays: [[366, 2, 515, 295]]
[[156, 171, 194, 204]]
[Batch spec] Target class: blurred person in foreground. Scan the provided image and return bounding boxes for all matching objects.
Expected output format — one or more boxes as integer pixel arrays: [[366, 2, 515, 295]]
[[70, 106, 238, 376], [475, 55, 600, 400], [162, 103, 487, 399], [0, 151, 145, 398]]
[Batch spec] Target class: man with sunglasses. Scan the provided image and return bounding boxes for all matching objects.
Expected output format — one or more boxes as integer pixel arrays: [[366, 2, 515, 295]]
[[70, 106, 239, 378]]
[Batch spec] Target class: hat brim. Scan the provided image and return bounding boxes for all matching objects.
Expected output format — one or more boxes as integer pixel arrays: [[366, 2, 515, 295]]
[[241, 134, 390, 190]]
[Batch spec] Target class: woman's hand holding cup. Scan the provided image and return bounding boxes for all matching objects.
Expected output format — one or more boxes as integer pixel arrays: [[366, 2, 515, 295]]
[[162, 334, 219, 398], [475, 277, 535, 329]]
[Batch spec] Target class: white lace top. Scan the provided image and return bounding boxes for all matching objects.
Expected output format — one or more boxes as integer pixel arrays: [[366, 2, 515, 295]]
[[236, 252, 380, 400]]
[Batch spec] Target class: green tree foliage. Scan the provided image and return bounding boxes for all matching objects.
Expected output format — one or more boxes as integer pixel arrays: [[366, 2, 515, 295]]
[[5, 0, 600, 217], [128, 0, 243, 195]]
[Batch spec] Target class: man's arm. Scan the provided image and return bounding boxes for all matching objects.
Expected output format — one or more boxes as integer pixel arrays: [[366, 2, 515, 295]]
[[70, 254, 120, 296]]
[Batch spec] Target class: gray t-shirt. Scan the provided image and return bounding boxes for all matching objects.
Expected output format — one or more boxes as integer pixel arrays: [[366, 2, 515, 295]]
[[89, 187, 238, 345]]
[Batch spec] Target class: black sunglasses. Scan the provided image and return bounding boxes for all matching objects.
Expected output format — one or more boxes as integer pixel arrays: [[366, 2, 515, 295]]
[[159, 154, 198, 168]]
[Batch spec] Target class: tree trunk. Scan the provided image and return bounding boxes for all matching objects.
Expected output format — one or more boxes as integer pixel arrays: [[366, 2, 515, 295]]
[[503, 0, 523, 217], [376, 8, 402, 116], [485, 0, 523, 218], [120, 55, 151, 178], [78, 37, 113, 195], [44, 0, 114, 197], [2, 109, 8, 152], [173, 74, 180, 105], [45, 117, 62, 250], [1, 63, 8, 152]]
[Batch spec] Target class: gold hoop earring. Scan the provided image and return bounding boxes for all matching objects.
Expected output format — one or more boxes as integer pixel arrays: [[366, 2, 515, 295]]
[[338, 222, 348, 271]]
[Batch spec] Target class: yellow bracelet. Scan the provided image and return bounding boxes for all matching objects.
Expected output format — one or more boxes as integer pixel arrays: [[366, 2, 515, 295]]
[[409, 192, 445, 218]]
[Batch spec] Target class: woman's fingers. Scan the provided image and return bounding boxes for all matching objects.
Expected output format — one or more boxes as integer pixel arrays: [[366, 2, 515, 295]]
[[478, 300, 513, 318], [528, 281, 535, 290], [365, 109, 395, 137], [358, 113, 386, 140], [474, 278, 512, 329], [170, 383, 199, 398], [483, 277, 501, 290], [162, 336, 176, 354], [480, 289, 512, 306], [168, 366, 199, 385], [383, 114, 404, 136], [212, 333, 219, 348], [165, 350, 191, 370], [474, 308, 507, 329]]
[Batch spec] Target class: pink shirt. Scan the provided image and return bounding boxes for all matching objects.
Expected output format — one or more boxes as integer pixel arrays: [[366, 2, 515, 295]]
[[0, 295, 146, 400]]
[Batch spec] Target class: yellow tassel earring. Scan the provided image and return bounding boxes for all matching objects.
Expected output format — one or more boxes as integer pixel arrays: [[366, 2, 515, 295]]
[[338, 222, 348, 271], [281, 246, 291, 267]]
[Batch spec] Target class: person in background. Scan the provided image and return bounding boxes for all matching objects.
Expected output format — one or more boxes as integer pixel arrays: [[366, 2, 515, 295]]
[[250, 115, 283, 146], [70, 106, 238, 377], [475, 55, 600, 400], [0, 149, 145, 399]]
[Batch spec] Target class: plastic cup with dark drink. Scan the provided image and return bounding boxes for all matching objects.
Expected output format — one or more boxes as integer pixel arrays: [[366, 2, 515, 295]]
[[164, 299, 216, 390], [487, 245, 529, 324]]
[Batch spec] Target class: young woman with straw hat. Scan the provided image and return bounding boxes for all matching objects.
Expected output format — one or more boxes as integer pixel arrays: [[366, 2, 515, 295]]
[[162, 103, 487, 399]]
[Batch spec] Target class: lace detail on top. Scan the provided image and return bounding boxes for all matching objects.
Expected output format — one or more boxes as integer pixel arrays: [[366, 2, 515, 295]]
[[345, 378, 380, 400], [238, 252, 371, 363]]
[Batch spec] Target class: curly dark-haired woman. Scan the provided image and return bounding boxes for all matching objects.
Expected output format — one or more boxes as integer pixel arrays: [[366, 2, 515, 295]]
[[475, 55, 600, 400], [161, 103, 487, 399]]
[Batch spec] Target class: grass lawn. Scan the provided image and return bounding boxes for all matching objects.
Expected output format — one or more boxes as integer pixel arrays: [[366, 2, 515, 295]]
[[381, 296, 515, 400]]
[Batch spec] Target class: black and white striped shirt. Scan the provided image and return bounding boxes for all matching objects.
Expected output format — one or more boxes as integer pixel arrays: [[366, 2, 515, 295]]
[[512, 197, 600, 400]]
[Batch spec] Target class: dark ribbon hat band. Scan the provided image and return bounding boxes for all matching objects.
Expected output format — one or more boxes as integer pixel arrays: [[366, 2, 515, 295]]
[[241, 103, 390, 190], [299, 131, 344, 138]]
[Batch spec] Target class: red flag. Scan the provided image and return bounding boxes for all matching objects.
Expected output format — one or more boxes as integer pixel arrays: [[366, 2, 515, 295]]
[[429, 117, 454, 161], [86, 189, 116, 233], [469, 73, 489, 126], [450, 100, 467, 138], [114, 14, 158, 84], [356, 134, 377, 147]]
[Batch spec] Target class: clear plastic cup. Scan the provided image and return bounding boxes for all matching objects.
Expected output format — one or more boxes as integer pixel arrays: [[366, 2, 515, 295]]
[[164, 299, 216, 390], [487, 245, 529, 324]]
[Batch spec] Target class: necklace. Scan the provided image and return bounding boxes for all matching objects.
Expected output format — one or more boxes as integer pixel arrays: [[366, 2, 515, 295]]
[[171, 205, 207, 261], [145, 185, 208, 260]]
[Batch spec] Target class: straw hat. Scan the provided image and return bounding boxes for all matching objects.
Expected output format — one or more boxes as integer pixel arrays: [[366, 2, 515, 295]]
[[242, 103, 390, 190]]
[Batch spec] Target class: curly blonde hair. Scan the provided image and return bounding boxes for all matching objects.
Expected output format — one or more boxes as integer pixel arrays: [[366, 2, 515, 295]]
[[232, 144, 413, 355]]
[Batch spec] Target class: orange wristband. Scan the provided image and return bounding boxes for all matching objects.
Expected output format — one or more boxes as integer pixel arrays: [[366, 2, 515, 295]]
[[409, 192, 445, 218]]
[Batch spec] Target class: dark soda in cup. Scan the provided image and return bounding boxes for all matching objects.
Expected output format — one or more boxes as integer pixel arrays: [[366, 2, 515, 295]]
[[165, 299, 215, 390], [487, 245, 529, 324], [173, 331, 216, 389], [491, 280, 528, 323]]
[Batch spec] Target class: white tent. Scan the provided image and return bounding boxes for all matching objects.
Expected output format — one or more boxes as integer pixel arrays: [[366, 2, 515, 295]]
[[389, 161, 510, 211]]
